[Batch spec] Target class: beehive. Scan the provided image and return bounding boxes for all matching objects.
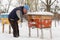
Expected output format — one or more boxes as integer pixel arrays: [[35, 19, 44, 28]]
[[27, 12, 54, 28]]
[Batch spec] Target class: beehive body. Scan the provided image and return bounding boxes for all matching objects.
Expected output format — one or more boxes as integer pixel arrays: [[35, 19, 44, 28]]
[[27, 12, 54, 28]]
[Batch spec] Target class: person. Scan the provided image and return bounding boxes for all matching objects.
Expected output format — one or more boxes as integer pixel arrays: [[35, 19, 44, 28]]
[[8, 5, 29, 37]]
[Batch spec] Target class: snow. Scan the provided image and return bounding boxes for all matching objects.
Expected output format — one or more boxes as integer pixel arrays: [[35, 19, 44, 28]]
[[1, 13, 9, 15], [0, 13, 9, 18], [27, 12, 54, 15], [0, 20, 60, 40], [57, 11, 60, 14]]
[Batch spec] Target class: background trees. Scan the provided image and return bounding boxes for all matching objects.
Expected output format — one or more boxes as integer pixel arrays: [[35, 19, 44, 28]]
[[40, 0, 57, 12], [0, 0, 60, 13]]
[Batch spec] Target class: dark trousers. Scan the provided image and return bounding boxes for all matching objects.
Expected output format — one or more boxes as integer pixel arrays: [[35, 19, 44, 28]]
[[8, 18, 19, 37]]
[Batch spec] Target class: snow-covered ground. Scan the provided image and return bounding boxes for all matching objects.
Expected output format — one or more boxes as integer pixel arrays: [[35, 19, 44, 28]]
[[0, 20, 60, 40]]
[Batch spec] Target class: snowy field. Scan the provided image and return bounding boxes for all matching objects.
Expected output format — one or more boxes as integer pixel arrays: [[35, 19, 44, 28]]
[[0, 20, 60, 40]]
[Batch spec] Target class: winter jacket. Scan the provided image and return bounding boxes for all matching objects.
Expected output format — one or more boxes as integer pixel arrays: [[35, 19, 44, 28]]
[[8, 6, 24, 21]]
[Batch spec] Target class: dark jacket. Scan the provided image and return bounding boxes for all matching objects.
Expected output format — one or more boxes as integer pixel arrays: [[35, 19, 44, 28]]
[[8, 6, 24, 21]]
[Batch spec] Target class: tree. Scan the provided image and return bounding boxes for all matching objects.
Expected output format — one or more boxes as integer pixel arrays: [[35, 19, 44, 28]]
[[35, 0, 38, 11], [7, 0, 12, 13], [17, 0, 25, 6], [0, 0, 5, 13], [26, 0, 33, 11], [1, 0, 12, 13], [40, 0, 56, 12], [26, 0, 39, 12]]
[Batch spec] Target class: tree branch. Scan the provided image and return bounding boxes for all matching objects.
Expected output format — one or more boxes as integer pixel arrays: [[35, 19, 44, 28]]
[[46, 0, 48, 5], [7, 0, 12, 13], [40, 0, 46, 5], [50, 0, 56, 5], [49, 0, 51, 4]]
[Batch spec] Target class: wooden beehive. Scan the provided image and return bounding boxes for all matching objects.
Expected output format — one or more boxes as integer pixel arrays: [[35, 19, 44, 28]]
[[27, 12, 54, 28]]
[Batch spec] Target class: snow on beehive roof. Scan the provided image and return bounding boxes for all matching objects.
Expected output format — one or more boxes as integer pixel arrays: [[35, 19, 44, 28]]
[[1, 13, 9, 15], [27, 12, 54, 15]]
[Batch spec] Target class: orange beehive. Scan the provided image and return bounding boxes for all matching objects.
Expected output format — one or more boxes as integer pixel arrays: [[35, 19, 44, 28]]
[[27, 12, 54, 37], [27, 14, 53, 28]]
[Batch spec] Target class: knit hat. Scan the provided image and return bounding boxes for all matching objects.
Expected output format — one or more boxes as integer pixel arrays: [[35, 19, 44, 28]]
[[24, 5, 29, 10]]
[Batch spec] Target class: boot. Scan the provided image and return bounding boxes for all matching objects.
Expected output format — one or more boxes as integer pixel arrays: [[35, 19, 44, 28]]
[[13, 30, 19, 37]]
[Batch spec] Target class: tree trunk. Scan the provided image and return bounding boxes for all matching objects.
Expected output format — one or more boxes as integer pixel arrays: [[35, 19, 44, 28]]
[[46, 5, 51, 12], [7, 0, 12, 13], [35, 0, 38, 11]]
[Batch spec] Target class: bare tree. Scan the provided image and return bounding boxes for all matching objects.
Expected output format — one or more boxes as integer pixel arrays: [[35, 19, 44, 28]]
[[35, 0, 38, 11], [1, 0, 12, 13], [26, 0, 39, 12], [40, 0, 56, 12], [0, 0, 5, 13], [17, 0, 26, 6], [26, 0, 33, 11], [7, 0, 12, 13]]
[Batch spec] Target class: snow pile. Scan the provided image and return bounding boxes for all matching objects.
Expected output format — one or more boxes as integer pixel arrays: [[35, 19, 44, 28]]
[[0, 20, 60, 40], [27, 12, 54, 15], [1, 13, 9, 15], [0, 13, 9, 18]]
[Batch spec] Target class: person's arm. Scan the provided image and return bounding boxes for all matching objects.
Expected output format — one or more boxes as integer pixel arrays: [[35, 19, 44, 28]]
[[16, 10, 21, 19], [16, 10, 23, 22]]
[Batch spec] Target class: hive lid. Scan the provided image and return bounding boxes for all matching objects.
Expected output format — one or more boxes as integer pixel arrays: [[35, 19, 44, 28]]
[[27, 12, 54, 16]]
